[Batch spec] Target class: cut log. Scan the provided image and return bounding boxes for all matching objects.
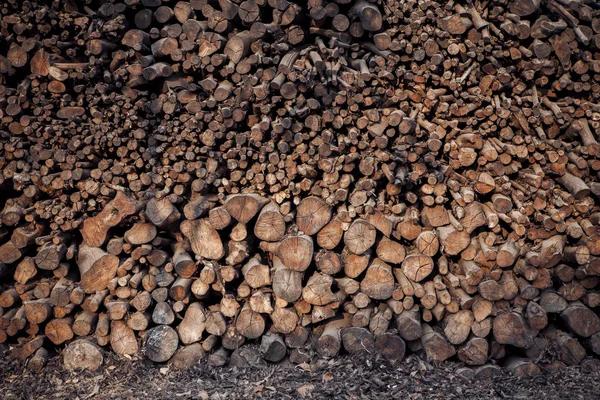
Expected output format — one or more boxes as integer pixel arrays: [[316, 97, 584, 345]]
[[77, 246, 119, 293], [360, 258, 395, 300], [341, 327, 374, 355], [344, 219, 377, 255], [493, 312, 535, 349], [316, 314, 351, 358], [560, 302, 600, 338], [110, 321, 138, 355], [180, 219, 225, 260], [276, 234, 313, 272], [63, 339, 103, 371], [177, 302, 206, 344], [296, 197, 332, 235], [458, 337, 488, 366], [421, 323, 456, 361], [144, 325, 179, 362], [375, 333, 405, 362], [401, 254, 434, 282], [254, 202, 286, 242]]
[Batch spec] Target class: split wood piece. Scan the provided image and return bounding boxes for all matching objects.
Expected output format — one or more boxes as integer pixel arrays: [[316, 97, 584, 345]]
[[415, 231, 439, 257], [343, 249, 371, 279], [180, 219, 224, 260], [224, 31, 255, 64], [443, 310, 474, 345], [242, 256, 271, 288], [225, 194, 269, 224], [271, 307, 299, 335], [395, 306, 422, 341], [375, 333, 406, 363], [72, 311, 98, 336], [560, 302, 600, 338], [124, 223, 157, 245], [505, 357, 541, 377], [172, 242, 196, 278], [544, 328, 586, 366], [437, 225, 471, 256], [318, 218, 344, 250], [315, 250, 342, 275], [45, 317, 74, 345], [11, 335, 44, 361], [259, 332, 286, 363], [28, 347, 49, 373], [458, 337, 488, 366], [110, 321, 138, 355], [170, 343, 205, 370], [556, 173, 590, 200], [184, 196, 218, 221], [80, 192, 137, 247], [208, 207, 232, 230], [526, 302, 548, 331], [509, 0, 541, 16], [540, 235, 566, 268], [235, 303, 265, 339], [302, 272, 336, 306], [77, 246, 119, 293], [349, 0, 382, 32], [24, 299, 52, 325]]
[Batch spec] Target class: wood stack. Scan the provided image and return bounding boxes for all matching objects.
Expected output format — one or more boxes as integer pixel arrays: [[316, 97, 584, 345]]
[[1, 0, 600, 372]]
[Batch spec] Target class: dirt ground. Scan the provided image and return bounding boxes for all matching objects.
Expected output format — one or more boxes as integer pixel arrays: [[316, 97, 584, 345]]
[[1, 351, 599, 400]]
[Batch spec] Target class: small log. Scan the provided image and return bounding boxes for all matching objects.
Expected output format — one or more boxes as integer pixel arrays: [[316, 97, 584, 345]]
[[180, 219, 225, 260], [316, 314, 352, 358], [344, 219, 376, 255], [144, 325, 179, 362], [110, 321, 138, 355], [443, 310, 474, 345], [177, 302, 206, 344], [63, 339, 103, 371], [260, 332, 286, 362], [276, 234, 313, 272], [458, 337, 488, 366], [421, 323, 456, 361], [45, 317, 74, 345], [296, 196, 332, 235], [77, 246, 119, 293], [341, 327, 374, 355], [401, 254, 434, 282], [493, 312, 535, 349], [254, 202, 286, 242], [560, 302, 600, 338], [374, 333, 405, 362], [395, 306, 422, 341], [360, 258, 395, 300]]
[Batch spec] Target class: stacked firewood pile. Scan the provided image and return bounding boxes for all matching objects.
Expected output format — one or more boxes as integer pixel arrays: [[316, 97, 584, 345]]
[[1, 0, 600, 373]]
